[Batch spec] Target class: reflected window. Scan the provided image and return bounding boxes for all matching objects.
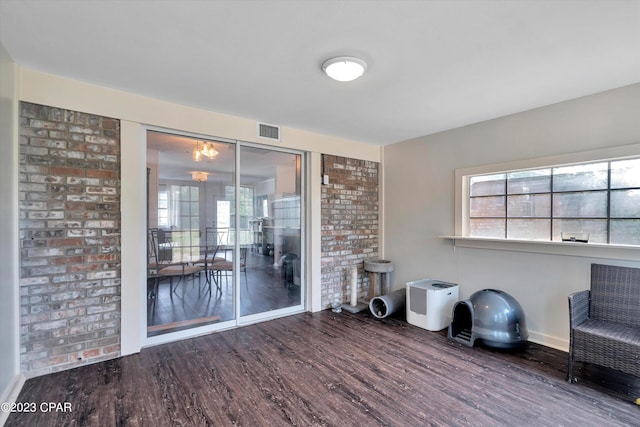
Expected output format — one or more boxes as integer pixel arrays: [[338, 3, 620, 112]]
[[157, 189, 168, 228], [160, 184, 200, 230]]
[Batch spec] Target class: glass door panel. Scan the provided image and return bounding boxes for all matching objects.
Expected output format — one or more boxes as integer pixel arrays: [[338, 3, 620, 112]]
[[146, 130, 236, 336], [239, 145, 303, 318], [146, 130, 304, 339]]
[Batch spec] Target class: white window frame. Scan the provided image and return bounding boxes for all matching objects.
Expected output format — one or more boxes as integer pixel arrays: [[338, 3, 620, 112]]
[[447, 142, 640, 261]]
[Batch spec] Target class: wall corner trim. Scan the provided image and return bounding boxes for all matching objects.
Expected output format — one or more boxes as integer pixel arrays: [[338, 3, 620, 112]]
[[0, 373, 26, 426]]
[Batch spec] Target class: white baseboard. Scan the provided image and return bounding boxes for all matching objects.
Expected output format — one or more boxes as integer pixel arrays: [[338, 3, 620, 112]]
[[1, 373, 25, 427], [528, 330, 569, 353]]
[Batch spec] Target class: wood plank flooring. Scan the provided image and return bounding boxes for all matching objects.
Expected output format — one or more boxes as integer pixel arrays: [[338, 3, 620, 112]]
[[7, 311, 639, 426]]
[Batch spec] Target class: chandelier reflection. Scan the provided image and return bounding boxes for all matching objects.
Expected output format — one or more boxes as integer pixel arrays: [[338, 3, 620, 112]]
[[192, 140, 219, 162]]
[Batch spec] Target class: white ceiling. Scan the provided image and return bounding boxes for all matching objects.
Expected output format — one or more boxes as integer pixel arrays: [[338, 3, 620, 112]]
[[1, 0, 639, 146]]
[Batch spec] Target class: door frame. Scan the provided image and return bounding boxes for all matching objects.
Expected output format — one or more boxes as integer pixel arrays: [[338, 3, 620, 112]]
[[142, 126, 306, 347]]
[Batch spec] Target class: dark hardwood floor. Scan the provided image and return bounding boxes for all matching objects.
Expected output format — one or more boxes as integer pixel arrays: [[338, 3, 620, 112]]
[[7, 311, 639, 426]]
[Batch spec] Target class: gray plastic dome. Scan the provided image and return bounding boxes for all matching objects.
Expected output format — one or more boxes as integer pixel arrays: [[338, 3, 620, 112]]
[[448, 289, 528, 349]]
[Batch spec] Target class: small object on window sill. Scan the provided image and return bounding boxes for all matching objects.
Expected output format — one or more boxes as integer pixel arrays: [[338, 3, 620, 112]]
[[561, 232, 590, 243]]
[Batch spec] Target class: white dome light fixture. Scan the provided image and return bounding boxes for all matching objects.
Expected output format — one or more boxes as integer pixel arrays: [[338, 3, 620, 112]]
[[322, 56, 367, 82]]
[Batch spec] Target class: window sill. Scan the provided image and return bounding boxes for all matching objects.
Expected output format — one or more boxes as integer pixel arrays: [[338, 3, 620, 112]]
[[440, 235, 640, 261]]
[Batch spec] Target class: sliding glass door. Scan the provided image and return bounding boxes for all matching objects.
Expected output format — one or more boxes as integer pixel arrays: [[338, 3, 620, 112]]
[[238, 145, 303, 322], [146, 130, 303, 339]]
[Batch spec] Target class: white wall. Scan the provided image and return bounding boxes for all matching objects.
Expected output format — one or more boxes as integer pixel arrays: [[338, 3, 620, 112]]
[[383, 83, 640, 350], [0, 41, 23, 424]]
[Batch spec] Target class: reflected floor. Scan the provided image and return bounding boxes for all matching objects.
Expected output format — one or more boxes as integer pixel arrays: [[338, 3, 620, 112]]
[[147, 250, 301, 336]]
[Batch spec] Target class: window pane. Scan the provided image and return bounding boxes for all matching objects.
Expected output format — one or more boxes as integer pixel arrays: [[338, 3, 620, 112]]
[[178, 216, 191, 230], [217, 200, 231, 228], [158, 211, 168, 227], [507, 194, 550, 217], [553, 163, 608, 191], [552, 219, 607, 243], [610, 189, 640, 218], [611, 219, 640, 245], [158, 191, 168, 208], [470, 218, 504, 238], [507, 219, 550, 240], [190, 186, 199, 199], [553, 191, 607, 218], [611, 158, 640, 189], [507, 169, 551, 194], [177, 201, 188, 216], [470, 174, 505, 196], [470, 196, 505, 217], [190, 217, 200, 230]]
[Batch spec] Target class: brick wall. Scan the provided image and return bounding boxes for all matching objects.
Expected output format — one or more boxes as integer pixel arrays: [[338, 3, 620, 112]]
[[321, 155, 378, 308], [19, 102, 121, 377]]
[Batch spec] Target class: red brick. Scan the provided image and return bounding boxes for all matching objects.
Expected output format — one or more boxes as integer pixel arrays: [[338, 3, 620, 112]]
[[103, 344, 121, 355], [51, 256, 84, 265], [85, 254, 119, 263], [49, 238, 83, 247], [68, 263, 101, 273], [82, 348, 101, 359], [86, 169, 118, 179], [50, 166, 85, 177]]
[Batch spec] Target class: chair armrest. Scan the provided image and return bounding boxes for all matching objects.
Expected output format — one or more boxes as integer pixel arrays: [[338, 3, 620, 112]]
[[568, 290, 590, 328]]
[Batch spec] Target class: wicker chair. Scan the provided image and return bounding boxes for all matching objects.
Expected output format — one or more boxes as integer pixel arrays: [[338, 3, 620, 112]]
[[567, 263, 640, 383]]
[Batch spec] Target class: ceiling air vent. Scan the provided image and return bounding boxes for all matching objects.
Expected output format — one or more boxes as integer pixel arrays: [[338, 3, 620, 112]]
[[258, 122, 280, 141]]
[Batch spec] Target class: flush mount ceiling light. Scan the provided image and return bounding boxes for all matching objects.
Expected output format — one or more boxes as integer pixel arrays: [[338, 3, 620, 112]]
[[322, 56, 367, 82], [191, 171, 208, 182]]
